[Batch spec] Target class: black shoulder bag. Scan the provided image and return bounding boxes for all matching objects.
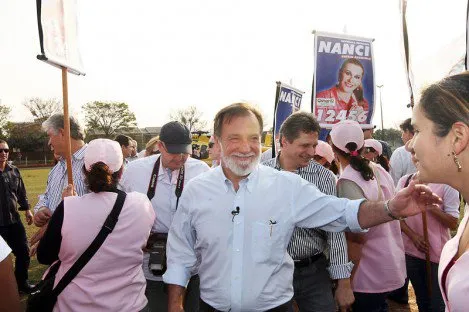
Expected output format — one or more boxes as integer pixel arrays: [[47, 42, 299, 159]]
[[26, 190, 127, 312]]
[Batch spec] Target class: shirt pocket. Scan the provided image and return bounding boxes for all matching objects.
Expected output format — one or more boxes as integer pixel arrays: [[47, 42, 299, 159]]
[[251, 221, 285, 264]]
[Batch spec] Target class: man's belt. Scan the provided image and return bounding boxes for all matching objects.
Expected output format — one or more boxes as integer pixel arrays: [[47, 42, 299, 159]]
[[293, 253, 323, 268], [200, 299, 291, 312]]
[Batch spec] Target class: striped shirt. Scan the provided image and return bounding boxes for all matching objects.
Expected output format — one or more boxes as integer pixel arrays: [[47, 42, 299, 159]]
[[34, 145, 89, 214], [263, 156, 353, 279]]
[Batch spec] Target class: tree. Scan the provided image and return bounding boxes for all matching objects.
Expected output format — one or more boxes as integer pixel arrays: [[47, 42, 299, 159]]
[[374, 128, 403, 150], [23, 97, 61, 122], [5, 122, 48, 152], [0, 104, 10, 138], [170, 106, 207, 132], [82, 101, 137, 138]]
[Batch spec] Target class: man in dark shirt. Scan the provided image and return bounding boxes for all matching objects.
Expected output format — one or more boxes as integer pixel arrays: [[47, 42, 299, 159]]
[[0, 140, 34, 293]]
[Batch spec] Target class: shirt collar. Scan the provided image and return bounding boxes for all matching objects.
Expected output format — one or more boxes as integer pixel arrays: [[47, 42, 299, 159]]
[[274, 152, 319, 174], [217, 164, 258, 193], [59, 144, 87, 164]]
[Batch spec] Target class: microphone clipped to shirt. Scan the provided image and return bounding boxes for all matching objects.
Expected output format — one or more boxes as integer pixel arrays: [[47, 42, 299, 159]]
[[231, 206, 240, 222]]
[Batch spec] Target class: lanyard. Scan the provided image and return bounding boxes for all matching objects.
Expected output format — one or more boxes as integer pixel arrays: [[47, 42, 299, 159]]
[[146, 156, 185, 209]]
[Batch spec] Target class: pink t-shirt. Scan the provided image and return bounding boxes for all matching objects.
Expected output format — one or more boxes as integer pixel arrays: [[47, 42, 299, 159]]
[[52, 192, 155, 312], [438, 205, 469, 312], [339, 164, 406, 293], [398, 175, 460, 263]]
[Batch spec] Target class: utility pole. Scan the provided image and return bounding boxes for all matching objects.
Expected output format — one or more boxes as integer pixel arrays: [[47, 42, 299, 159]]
[[377, 85, 384, 130]]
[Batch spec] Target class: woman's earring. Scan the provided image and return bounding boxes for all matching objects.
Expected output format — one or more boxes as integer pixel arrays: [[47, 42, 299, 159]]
[[452, 151, 462, 172]]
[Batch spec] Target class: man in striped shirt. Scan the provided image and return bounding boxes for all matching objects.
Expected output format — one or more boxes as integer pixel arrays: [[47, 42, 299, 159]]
[[33, 114, 88, 227], [263, 112, 354, 312]]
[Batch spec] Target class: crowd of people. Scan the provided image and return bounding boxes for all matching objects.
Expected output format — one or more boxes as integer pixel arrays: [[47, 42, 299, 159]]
[[0, 71, 467, 312]]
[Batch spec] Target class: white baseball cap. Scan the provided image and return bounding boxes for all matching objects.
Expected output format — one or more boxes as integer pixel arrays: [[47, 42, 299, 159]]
[[84, 139, 123, 173], [364, 139, 383, 156], [330, 120, 364, 154]]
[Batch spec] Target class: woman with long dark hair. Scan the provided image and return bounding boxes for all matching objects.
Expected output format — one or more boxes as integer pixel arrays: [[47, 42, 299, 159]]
[[331, 120, 405, 312], [37, 139, 155, 311]]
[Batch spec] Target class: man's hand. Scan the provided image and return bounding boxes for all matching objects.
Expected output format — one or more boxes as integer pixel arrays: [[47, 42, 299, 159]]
[[390, 180, 442, 218], [30, 224, 48, 247], [167, 284, 186, 312], [410, 233, 429, 253], [29, 224, 49, 257], [62, 184, 77, 198], [33, 207, 52, 227], [335, 278, 354, 312], [24, 210, 33, 225]]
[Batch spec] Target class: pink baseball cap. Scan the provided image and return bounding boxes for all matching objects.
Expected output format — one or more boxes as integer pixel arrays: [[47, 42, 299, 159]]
[[84, 139, 123, 173], [330, 120, 364, 154], [315, 140, 335, 164], [364, 139, 383, 156]]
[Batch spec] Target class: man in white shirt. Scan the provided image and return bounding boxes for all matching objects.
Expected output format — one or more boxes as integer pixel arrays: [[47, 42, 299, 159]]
[[390, 118, 417, 185], [121, 121, 209, 312], [163, 103, 441, 312]]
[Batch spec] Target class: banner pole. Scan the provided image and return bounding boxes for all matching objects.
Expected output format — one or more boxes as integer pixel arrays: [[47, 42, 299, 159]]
[[422, 210, 432, 298], [62, 66, 74, 186], [272, 81, 281, 159]]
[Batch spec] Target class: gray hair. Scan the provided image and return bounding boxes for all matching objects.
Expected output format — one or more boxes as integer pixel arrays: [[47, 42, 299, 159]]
[[42, 114, 85, 140]]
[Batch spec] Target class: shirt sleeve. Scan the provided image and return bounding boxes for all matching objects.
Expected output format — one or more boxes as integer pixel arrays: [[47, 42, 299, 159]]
[[326, 231, 353, 279], [389, 149, 404, 186], [162, 191, 197, 287], [337, 179, 365, 200], [0, 236, 12, 262], [37, 201, 64, 265], [34, 170, 53, 213], [292, 177, 366, 233], [15, 169, 29, 211], [442, 185, 460, 218]]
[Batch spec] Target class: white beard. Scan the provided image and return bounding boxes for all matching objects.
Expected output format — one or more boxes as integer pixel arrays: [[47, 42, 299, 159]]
[[221, 150, 260, 176]]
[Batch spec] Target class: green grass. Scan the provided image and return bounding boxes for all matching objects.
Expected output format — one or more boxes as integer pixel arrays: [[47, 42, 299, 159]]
[[19, 168, 51, 282]]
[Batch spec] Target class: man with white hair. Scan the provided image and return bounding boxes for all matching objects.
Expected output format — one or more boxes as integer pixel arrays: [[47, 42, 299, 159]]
[[33, 114, 88, 227]]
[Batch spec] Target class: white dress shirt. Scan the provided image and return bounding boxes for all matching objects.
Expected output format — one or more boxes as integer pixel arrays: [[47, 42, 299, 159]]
[[389, 146, 416, 186], [163, 165, 365, 311], [0, 236, 11, 262], [120, 154, 210, 281]]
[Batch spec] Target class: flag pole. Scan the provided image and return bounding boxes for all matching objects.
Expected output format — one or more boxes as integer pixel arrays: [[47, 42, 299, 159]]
[[422, 210, 432, 298], [61, 66, 74, 186]]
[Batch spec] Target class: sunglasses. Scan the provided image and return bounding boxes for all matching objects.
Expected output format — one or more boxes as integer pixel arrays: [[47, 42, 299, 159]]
[[0, 149, 9, 153], [208, 142, 214, 148]]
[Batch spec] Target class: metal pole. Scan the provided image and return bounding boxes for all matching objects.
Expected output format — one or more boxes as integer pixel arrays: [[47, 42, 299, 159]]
[[377, 85, 384, 130]]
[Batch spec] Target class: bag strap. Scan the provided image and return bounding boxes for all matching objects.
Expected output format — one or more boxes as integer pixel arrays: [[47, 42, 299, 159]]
[[51, 190, 127, 297], [404, 174, 414, 188], [371, 164, 384, 201]]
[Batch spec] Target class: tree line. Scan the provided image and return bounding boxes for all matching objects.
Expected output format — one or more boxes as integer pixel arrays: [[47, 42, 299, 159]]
[[0, 99, 208, 153]]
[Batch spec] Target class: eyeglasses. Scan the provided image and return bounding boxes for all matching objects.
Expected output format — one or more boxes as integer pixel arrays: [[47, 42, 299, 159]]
[[0, 149, 9, 153], [364, 147, 375, 153], [208, 142, 214, 148]]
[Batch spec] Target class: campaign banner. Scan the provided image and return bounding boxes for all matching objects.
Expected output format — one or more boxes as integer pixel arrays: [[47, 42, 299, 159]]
[[36, 0, 85, 75], [312, 32, 375, 129], [272, 82, 304, 156]]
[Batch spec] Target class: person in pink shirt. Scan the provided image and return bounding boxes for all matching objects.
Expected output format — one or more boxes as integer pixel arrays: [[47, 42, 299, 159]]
[[313, 140, 340, 175], [407, 72, 469, 312], [331, 120, 406, 312], [398, 172, 459, 312], [37, 139, 155, 312]]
